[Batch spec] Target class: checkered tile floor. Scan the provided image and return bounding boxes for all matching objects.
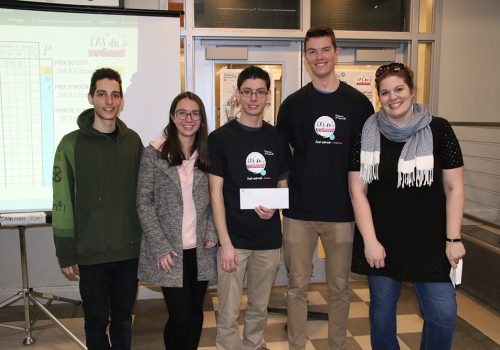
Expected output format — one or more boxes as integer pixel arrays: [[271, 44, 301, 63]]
[[1, 281, 499, 349], [196, 282, 435, 350]]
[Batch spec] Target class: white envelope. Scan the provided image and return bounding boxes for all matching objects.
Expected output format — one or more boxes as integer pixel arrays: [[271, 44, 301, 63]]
[[450, 259, 463, 288], [239, 188, 289, 209]]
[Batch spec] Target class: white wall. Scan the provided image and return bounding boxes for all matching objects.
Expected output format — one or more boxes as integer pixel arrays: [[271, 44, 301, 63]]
[[0, 225, 165, 302], [0, 226, 81, 301], [439, 0, 500, 226], [438, 0, 500, 122]]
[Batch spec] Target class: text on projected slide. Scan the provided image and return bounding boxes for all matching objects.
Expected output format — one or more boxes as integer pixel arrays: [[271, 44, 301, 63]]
[[0, 8, 138, 212]]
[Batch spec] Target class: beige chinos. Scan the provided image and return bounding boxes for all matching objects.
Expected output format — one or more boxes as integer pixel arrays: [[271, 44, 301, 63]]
[[283, 217, 354, 350], [215, 248, 280, 350]]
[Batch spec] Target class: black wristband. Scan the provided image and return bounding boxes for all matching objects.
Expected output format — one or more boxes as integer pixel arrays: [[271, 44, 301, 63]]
[[446, 237, 461, 242]]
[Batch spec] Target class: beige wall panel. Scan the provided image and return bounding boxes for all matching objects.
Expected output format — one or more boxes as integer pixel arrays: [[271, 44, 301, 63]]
[[438, 0, 500, 122]]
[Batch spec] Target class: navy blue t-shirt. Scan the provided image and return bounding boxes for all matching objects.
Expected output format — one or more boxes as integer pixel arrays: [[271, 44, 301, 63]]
[[208, 120, 291, 250], [277, 82, 374, 222]]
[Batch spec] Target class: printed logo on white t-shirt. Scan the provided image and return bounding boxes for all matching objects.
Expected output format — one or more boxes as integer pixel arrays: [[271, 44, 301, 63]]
[[314, 116, 336, 141], [246, 152, 267, 176]]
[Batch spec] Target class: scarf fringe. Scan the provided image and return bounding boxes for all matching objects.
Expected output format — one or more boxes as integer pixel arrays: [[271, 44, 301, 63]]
[[360, 150, 380, 183], [397, 155, 434, 188]]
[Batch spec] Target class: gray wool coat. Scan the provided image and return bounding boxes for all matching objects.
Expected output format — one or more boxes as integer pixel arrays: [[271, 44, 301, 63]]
[[136, 145, 217, 287]]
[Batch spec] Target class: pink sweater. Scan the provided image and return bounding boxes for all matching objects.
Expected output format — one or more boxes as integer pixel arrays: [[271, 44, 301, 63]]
[[177, 151, 198, 249]]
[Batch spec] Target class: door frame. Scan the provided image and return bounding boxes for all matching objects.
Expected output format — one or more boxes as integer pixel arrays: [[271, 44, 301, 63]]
[[193, 39, 303, 132]]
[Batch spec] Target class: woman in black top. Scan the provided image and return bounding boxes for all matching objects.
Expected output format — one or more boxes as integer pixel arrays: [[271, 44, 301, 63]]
[[348, 63, 466, 350]]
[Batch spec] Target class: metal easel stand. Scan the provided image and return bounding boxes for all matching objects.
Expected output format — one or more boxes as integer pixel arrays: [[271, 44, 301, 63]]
[[0, 225, 87, 349]]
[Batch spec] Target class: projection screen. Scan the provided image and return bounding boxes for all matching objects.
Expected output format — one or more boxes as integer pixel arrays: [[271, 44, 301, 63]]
[[0, 2, 181, 212]]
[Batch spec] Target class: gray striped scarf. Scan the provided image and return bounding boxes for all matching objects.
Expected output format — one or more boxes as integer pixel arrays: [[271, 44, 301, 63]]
[[360, 103, 434, 188]]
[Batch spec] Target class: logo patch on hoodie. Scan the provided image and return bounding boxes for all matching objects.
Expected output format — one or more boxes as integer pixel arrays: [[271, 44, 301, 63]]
[[53, 166, 62, 182]]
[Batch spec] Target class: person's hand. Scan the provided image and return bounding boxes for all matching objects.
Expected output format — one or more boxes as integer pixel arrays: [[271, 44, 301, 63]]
[[220, 244, 238, 273], [157, 251, 179, 273], [364, 239, 386, 269], [204, 240, 217, 249], [61, 265, 79, 277], [255, 205, 276, 220], [446, 241, 466, 268]]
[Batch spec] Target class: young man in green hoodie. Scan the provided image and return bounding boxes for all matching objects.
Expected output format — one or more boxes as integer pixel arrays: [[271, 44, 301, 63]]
[[52, 68, 143, 350]]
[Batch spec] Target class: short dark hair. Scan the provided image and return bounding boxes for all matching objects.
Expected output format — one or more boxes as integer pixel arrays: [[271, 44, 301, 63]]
[[305, 25, 337, 50], [88, 68, 123, 97], [161, 91, 210, 171], [237, 65, 271, 90], [375, 63, 415, 93]]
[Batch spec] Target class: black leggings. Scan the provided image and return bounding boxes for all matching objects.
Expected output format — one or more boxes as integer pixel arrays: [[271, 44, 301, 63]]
[[161, 248, 208, 350]]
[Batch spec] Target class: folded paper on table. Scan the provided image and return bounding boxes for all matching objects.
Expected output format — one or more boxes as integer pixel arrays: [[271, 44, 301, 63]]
[[240, 188, 289, 209]]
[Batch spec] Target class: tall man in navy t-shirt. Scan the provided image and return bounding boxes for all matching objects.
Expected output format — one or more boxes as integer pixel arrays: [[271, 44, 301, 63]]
[[209, 65, 291, 350], [276, 26, 374, 350]]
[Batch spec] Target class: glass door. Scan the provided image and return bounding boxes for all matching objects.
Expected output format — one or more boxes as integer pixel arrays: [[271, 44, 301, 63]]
[[193, 39, 302, 132]]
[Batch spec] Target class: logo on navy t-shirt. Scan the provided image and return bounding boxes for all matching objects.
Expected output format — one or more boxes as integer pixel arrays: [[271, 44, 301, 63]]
[[245, 152, 271, 180], [314, 116, 335, 141], [314, 115, 343, 145]]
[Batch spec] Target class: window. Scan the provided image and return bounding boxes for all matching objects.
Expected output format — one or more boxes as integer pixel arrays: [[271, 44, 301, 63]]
[[419, 0, 434, 33], [194, 0, 300, 29], [311, 0, 410, 32], [417, 43, 432, 105]]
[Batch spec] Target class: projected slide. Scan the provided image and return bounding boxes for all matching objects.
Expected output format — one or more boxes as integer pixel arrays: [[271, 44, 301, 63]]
[[0, 7, 180, 212], [0, 43, 53, 188], [0, 14, 137, 212]]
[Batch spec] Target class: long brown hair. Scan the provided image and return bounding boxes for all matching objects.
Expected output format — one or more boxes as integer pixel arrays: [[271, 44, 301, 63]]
[[160, 92, 210, 171]]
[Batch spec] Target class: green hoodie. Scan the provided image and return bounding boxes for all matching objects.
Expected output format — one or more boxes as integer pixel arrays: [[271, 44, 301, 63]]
[[52, 108, 144, 267]]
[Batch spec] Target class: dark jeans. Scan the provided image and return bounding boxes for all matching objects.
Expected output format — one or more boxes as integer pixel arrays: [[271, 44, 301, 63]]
[[368, 275, 457, 350], [79, 258, 138, 350], [161, 248, 208, 350]]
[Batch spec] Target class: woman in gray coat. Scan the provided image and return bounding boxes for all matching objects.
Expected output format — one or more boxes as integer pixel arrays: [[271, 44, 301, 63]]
[[136, 92, 217, 350]]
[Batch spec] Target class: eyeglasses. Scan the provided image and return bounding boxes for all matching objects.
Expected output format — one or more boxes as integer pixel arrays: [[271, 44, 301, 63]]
[[174, 109, 201, 121], [375, 62, 406, 78], [239, 89, 268, 98]]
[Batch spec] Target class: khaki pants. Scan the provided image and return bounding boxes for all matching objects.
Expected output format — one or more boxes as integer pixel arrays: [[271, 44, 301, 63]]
[[215, 248, 280, 350], [283, 217, 354, 350]]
